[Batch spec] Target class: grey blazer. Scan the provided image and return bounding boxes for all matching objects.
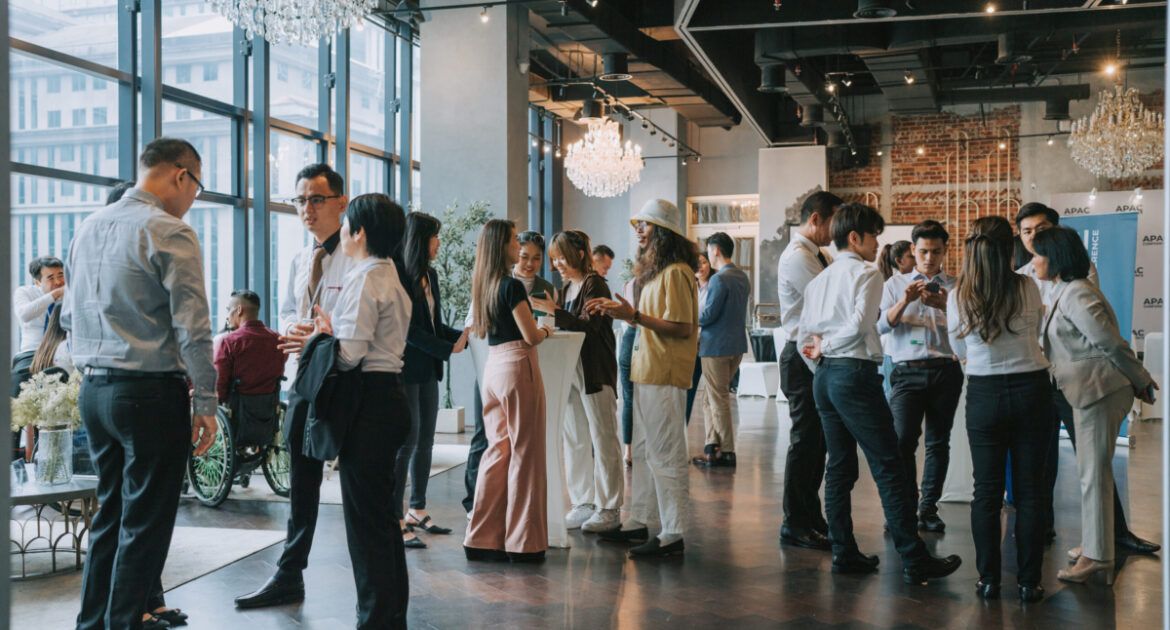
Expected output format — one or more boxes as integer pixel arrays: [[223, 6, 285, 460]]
[[1043, 279, 1151, 409]]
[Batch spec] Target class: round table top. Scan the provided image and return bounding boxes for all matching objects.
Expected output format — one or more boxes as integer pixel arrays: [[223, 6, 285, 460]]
[[11, 476, 98, 505]]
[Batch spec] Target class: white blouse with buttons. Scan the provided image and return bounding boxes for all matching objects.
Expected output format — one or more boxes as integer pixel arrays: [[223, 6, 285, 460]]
[[331, 257, 412, 373]]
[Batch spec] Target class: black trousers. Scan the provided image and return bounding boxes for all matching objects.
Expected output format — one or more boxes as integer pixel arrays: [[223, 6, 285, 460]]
[[463, 385, 487, 513], [393, 379, 441, 520], [889, 360, 964, 516], [1044, 382, 1132, 536], [778, 341, 828, 532], [76, 374, 190, 630], [813, 358, 927, 564], [275, 389, 324, 581], [967, 370, 1054, 587], [341, 373, 411, 629]]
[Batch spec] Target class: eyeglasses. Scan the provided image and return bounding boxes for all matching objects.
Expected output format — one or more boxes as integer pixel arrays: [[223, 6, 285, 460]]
[[175, 163, 205, 195], [290, 194, 342, 208]]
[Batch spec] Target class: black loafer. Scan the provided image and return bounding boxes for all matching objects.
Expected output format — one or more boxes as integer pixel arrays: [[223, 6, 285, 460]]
[[1116, 532, 1161, 555], [976, 579, 1000, 600], [507, 550, 546, 563], [234, 576, 305, 609], [629, 538, 685, 558], [780, 525, 831, 551], [403, 535, 428, 549], [903, 554, 962, 585], [918, 513, 946, 533], [142, 615, 171, 630], [598, 527, 649, 543], [831, 550, 880, 574], [712, 452, 737, 467], [155, 608, 189, 626], [1018, 584, 1045, 603], [464, 546, 509, 562]]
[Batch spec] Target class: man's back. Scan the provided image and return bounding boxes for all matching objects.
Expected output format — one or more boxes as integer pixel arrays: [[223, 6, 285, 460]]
[[215, 321, 286, 401]]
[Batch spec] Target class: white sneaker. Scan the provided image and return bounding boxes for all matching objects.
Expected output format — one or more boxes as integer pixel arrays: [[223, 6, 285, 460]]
[[565, 504, 596, 530], [581, 508, 620, 533]]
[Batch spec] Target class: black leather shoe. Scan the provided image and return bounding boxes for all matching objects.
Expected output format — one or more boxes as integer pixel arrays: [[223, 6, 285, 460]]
[[692, 444, 720, 467], [975, 579, 1000, 600], [780, 525, 831, 551], [598, 527, 650, 544], [831, 550, 880, 574], [464, 546, 509, 562], [918, 513, 946, 533], [508, 550, 546, 563], [1116, 532, 1161, 554], [902, 554, 962, 585], [142, 615, 171, 630], [712, 452, 737, 467], [234, 576, 305, 609], [629, 537, 685, 558], [1018, 584, 1045, 603]]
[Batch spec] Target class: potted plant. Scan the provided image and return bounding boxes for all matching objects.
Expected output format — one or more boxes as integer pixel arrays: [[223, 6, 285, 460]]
[[432, 200, 492, 433], [11, 370, 82, 486]]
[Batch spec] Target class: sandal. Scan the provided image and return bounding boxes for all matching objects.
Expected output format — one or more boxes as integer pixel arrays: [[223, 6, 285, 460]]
[[406, 513, 452, 535], [154, 608, 189, 626]]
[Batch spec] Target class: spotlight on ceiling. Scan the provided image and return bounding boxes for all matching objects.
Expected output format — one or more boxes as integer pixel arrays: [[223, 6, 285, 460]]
[[825, 81, 837, 94], [854, 0, 897, 18], [1104, 62, 1118, 76], [916, 146, 925, 155], [877, 149, 884, 156], [559, 0, 568, 17], [588, 0, 598, 7], [543, 143, 551, 154], [904, 71, 915, 85], [480, 6, 489, 23], [758, 63, 787, 94], [600, 53, 632, 82], [998, 141, 1007, 150], [841, 75, 853, 87], [985, 3, 996, 13], [1046, 135, 1055, 146]]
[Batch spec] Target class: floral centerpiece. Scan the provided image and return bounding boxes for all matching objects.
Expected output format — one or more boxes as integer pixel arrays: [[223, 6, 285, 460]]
[[11, 371, 82, 485]]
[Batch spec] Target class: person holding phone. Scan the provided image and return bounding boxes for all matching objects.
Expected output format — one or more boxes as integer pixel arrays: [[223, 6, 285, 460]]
[[1031, 227, 1159, 586]]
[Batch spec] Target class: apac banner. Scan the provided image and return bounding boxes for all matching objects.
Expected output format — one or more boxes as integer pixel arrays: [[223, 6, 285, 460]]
[[1060, 213, 1139, 342], [1050, 191, 1163, 351]]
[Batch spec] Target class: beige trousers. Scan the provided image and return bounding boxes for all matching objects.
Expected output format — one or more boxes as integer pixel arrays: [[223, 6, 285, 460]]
[[1073, 386, 1135, 562], [700, 355, 742, 452]]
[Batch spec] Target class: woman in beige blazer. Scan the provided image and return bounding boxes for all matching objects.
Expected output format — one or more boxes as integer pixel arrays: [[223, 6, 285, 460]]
[[1032, 227, 1158, 585]]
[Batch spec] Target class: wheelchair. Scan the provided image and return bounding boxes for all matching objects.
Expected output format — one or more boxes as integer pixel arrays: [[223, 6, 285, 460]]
[[186, 381, 291, 507]]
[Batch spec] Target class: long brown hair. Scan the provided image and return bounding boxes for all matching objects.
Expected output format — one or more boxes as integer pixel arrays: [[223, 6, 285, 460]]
[[635, 224, 699, 288], [31, 306, 66, 374], [471, 219, 517, 339], [955, 216, 1026, 343], [878, 240, 912, 280], [549, 230, 594, 278]]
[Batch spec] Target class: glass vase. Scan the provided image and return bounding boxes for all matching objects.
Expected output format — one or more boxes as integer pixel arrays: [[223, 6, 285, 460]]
[[35, 426, 73, 486]]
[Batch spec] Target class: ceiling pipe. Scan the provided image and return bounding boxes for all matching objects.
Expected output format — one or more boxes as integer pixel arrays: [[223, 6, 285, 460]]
[[758, 63, 787, 93]]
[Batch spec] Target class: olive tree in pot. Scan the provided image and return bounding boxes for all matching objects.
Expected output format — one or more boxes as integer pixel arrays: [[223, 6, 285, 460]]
[[432, 201, 492, 433]]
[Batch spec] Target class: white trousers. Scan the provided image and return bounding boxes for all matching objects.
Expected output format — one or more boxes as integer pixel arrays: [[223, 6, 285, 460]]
[[563, 363, 624, 510], [630, 382, 690, 537]]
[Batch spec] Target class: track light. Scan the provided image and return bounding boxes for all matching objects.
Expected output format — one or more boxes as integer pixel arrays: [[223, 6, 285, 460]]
[[554, 148, 562, 158], [826, 81, 837, 94], [1134, 186, 1143, 200], [915, 146, 925, 155], [1089, 187, 1098, 201], [904, 71, 915, 84], [841, 75, 853, 87], [669, 140, 676, 148], [588, 0, 598, 6], [985, 3, 995, 13], [480, 6, 489, 23], [1104, 62, 1117, 76], [877, 149, 883, 156], [559, 0, 568, 16], [1046, 135, 1054, 146], [998, 141, 1007, 150], [641, 121, 648, 129], [681, 157, 688, 166], [543, 143, 551, 154], [650, 129, 657, 136], [696, 156, 701, 163]]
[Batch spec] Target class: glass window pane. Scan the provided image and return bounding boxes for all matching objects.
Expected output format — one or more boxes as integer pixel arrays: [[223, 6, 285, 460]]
[[270, 131, 320, 201], [271, 41, 320, 131], [10, 52, 120, 177], [11, 0, 120, 68], [162, 101, 232, 194], [351, 29, 386, 151], [161, 0, 234, 103], [184, 202, 237, 334], [412, 43, 420, 164], [349, 153, 386, 197], [271, 210, 312, 388]]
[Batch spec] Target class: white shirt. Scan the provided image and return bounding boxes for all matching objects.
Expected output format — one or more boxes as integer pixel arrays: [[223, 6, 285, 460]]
[[877, 270, 957, 363], [278, 233, 356, 335], [798, 251, 883, 363], [13, 284, 56, 355], [778, 231, 832, 339], [1017, 259, 1098, 309], [946, 280, 1049, 376], [332, 257, 412, 373]]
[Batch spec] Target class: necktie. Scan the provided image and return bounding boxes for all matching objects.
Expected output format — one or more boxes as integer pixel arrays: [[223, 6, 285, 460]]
[[43, 302, 55, 332], [304, 246, 327, 315], [816, 250, 829, 269]]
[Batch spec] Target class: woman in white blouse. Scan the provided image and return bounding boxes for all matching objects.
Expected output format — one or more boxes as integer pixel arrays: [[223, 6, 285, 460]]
[[947, 216, 1054, 603], [312, 193, 413, 629]]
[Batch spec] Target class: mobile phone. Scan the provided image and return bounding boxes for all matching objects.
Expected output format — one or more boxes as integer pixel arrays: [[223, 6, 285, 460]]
[[1145, 383, 1157, 404], [925, 282, 941, 294]]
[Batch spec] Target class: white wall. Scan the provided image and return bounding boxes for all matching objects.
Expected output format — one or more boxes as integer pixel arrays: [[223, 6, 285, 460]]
[[687, 123, 767, 197]]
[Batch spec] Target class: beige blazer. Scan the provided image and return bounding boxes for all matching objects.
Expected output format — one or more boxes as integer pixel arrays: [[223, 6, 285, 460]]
[[1043, 279, 1151, 409]]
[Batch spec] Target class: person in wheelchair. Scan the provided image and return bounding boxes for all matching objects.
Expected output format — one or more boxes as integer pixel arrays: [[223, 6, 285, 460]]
[[214, 289, 286, 443]]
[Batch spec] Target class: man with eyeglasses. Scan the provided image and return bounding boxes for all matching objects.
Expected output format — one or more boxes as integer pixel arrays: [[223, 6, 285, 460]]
[[63, 137, 218, 630], [235, 162, 356, 609]]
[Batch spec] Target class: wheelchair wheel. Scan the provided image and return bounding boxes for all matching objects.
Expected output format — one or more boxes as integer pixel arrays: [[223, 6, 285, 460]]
[[262, 402, 291, 498], [187, 407, 236, 507]]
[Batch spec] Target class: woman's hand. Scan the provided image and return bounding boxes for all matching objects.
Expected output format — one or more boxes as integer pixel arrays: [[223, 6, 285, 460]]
[[586, 293, 635, 321], [452, 328, 469, 354], [530, 295, 558, 315], [313, 305, 334, 337]]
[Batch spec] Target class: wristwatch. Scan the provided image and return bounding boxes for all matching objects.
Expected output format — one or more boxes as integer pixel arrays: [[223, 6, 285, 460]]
[[632, 310, 641, 325]]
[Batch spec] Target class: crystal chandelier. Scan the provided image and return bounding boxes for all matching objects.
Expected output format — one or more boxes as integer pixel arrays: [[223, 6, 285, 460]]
[[564, 118, 644, 198], [206, 0, 378, 47]]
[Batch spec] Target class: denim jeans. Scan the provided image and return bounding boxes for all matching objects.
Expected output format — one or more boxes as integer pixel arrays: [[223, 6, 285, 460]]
[[618, 326, 636, 445]]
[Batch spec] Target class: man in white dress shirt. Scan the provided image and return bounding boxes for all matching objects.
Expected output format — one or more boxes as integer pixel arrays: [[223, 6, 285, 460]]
[[799, 203, 961, 584], [11, 256, 65, 396], [776, 190, 841, 551], [236, 163, 358, 609], [878, 220, 962, 534]]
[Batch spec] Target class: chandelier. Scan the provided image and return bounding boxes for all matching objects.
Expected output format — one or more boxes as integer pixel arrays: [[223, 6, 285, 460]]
[[564, 118, 644, 198], [206, 0, 378, 46]]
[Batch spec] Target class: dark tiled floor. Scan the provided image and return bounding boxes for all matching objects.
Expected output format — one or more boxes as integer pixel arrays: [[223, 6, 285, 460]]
[[164, 398, 1164, 629]]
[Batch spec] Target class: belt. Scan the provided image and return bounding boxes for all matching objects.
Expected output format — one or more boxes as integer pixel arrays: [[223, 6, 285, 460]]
[[360, 371, 403, 385], [83, 367, 187, 381], [819, 357, 880, 368], [897, 357, 958, 369]]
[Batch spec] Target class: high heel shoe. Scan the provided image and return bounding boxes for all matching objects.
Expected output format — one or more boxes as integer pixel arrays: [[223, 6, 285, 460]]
[[1057, 558, 1115, 585]]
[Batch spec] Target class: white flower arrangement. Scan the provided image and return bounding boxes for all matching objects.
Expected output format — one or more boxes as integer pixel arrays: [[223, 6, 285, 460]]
[[11, 371, 82, 431]]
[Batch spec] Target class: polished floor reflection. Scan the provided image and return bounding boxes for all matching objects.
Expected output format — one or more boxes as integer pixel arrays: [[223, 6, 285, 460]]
[[165, 398, 1163, 628]]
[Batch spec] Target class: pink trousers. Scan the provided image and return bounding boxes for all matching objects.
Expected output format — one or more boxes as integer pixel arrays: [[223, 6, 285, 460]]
[[465, 341, 548, 553]]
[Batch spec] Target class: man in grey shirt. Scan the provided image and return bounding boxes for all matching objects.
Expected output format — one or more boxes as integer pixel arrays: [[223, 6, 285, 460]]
[[62, 137, 217, 630]]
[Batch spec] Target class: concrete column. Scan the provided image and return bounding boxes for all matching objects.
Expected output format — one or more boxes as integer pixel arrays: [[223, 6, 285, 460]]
[[419, 1, 529, 224]]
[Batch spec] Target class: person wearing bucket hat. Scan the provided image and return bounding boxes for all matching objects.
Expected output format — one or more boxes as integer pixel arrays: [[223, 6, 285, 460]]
[[586, 198, 699, 559]]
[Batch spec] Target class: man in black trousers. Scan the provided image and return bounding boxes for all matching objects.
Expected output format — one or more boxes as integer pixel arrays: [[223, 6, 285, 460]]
[[63, 138, 219, 629]]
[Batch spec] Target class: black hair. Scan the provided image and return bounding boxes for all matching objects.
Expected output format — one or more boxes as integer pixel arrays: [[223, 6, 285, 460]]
[[1012, 235, 1033, 270], [29, 256, 64, 281], [295, 163, 345, 196], [230, 289, 262, 313], [1032, 227, 1092, 282], [592, 244, 615, 259], [800, 190, 845, 224], [106, 180, 135, 205], [518, 230, 546, 252], [830, 203, 885, 250], [345, 194, 406, 260], [403, 212, 443, 297], [1015, 202, 1060, 227], [878, 240, 912, 280], [139, 137, 200, 169], [706, 232, 734, 258], [912, 219, 950, 245]]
